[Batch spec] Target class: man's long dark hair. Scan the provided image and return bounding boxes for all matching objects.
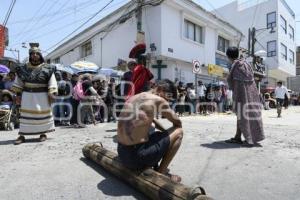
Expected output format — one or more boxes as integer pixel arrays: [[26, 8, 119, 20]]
[[226, 47, 239, 60], [156, 79, 177, 100]]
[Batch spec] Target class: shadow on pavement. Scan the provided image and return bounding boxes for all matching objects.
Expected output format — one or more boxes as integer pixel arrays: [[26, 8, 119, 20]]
[[0, 139, 15, 145], [103, 135, 118, 143], [0, 138, 53, 145], [201, 141, 242, 149], [80, 157, 146, 200], [201, 141, 263, 149], [105, 129, 117, 132]]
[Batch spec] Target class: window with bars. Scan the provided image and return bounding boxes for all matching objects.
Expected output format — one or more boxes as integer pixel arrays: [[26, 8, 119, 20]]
[[289, 49, 294, 64], [267, 40, 276, 57], [81, 41, 92, 58], [267, 12, 276, 28], [280, 15, 287, 34], [217, 36, 229, 53], [184, 19, 204, 44], [289, 25, 294, 40], [54, 57, 60, 64], [280, 43, 287, 60]]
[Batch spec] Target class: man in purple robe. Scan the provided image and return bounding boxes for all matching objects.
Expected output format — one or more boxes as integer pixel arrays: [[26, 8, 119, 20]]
[[225, 47, 265, 146]]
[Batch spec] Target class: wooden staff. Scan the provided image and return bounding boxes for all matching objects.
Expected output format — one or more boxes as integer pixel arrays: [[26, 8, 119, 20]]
[[82, 143, 213, 200]]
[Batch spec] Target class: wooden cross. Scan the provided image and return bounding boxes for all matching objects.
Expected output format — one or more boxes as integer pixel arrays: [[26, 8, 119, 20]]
[[152, 60, 167, 80]]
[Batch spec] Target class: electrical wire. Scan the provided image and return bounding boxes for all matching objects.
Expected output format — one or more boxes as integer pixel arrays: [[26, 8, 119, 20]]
[[250, 0, 260, 28], [10, 0, 129, 48], [12, 0, 50, 43], [45, 0, 115, 52], [47, 0, 162, 56], [3, 1, 14, 25], [22, 0, 71, 43], [3, 0, 16, 26], [16, 0, 62, 44], [142, 0, 166, 44], [9, 0, 121, 39], [21, 14, 95, 44], [202, 0, 228, 22], [48, 0, 134, 56], [101, 1, 133, 39], [9, 0, 102, 25]]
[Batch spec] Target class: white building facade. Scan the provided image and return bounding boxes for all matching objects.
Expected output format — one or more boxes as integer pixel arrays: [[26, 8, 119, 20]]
[[46, 0, 243, 85], [215, 0, 297, 88]]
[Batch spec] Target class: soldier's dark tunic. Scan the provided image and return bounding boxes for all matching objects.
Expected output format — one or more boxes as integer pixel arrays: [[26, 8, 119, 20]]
[[227, 59, 265, 144], [12, 63, 57, 135]]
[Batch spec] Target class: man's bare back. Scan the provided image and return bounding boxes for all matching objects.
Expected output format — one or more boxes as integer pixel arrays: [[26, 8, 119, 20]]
[[117, 92, 163, 146], [117, 79, 183, 182]]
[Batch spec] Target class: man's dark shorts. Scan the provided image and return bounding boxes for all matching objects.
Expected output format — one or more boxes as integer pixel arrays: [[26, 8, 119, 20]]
[[276, 98, 284, 106], [117, 131, 170, 170]]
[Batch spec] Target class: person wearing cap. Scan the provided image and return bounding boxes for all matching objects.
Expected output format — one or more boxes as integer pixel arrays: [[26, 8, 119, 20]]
[[11, 43, 58, 145]]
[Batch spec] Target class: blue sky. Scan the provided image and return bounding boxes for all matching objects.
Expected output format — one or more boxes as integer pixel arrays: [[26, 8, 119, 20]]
[[1, 0, 299, 61]]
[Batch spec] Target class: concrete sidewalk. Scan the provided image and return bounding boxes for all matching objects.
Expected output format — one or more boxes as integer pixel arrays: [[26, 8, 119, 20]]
[[0, 107, 299, 200]]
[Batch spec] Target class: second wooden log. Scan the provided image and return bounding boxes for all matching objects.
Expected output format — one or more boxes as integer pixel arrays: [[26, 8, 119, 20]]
[[82, 143, 213, 200]]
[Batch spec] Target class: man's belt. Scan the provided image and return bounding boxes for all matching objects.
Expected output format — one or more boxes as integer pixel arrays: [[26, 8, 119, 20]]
[[23, 87, 48, 93]]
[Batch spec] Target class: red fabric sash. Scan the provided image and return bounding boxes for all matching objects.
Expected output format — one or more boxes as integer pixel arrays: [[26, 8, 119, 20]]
[[126, 65, 153, 100]]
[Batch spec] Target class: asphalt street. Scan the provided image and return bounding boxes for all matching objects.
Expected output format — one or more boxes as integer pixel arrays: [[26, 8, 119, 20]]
[[0, 107, 299, 200]]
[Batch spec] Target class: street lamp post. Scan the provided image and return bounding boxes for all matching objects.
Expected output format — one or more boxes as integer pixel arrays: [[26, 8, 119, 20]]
[[248, 26, 275, 92], [5, 48, 20, 62], [249, 26, 275, 58]]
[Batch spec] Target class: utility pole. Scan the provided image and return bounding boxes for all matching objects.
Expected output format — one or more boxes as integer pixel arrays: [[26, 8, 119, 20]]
[[5, 48, 19, 62], [248, 27, 263, 93], [136, 0, 145, 44], [248, 28, 251, 56], [135, 0, 147, 67], [136, 0, 143, 32], [251, 27, 256, 59]]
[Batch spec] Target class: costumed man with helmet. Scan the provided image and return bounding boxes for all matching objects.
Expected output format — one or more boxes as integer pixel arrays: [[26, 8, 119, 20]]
[[126, 43, 154, 100], [11, 43, 58, 145]]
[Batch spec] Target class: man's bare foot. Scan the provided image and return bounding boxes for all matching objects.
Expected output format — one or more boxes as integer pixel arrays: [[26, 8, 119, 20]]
[[39, 134, 47, 142], [14, 136, 25, 145], [165, 172, 181, 183]]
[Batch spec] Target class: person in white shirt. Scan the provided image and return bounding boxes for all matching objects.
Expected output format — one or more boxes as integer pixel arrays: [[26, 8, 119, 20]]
[[274, 81, 289, 117], [187, 85, 196, 114], [197, 81, 207, 114]]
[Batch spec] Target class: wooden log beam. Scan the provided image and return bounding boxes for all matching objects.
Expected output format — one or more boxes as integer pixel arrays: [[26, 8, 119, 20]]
[[82, 143, 213, 200]]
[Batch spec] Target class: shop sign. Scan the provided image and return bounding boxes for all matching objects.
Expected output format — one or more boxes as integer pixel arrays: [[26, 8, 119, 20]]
[[208, 64, 224, 77]]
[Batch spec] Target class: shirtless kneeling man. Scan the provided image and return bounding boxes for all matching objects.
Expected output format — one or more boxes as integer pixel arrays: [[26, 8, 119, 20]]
[[117, 79, 183, 182]]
